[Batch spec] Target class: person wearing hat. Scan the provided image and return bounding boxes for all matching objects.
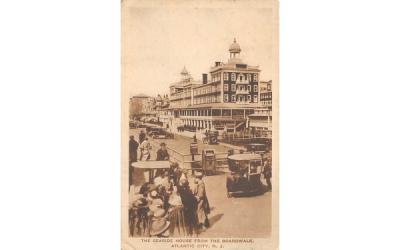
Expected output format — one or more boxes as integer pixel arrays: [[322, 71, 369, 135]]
[[169, 162, 182, 186], [139, 137, 152, 161], [129, 135, 139, 190], [133, 198, 150, 235], [263, 159, 272, 191], [179, 169, 188, 186], [156, 142, 169, 161], [149, 208, 170, 237], [193, 171, 210, 230], [178, 178, 198, 236], [167, 191, 185, 237]]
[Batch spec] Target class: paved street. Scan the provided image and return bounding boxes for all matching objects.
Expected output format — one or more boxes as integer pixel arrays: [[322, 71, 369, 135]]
[[130, 128, 237, 157], [129, 128, 271, 238]]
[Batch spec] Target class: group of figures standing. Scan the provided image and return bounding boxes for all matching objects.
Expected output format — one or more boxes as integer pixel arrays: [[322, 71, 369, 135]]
[[129, 165, 211, 237], [128, 133, 210, 237]]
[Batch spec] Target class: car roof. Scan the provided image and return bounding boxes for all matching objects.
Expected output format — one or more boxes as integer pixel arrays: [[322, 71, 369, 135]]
[[228, 153, 262, 161]]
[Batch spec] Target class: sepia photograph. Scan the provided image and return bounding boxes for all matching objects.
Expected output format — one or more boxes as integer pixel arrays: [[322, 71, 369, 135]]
[[121, 0, 278, 249]]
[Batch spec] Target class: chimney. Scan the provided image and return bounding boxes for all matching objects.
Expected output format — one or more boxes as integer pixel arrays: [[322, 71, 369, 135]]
[[215, 61, 221, 67], [202, 74, 208, 84]]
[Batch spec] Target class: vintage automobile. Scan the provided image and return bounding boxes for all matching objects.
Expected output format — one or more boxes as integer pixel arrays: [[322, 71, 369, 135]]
[[202, 130, 219, 144], [151, 129, 174, 139], [147, 127, 162, 136], [245, 143, 268, 156], [226, 153, 264, 197]]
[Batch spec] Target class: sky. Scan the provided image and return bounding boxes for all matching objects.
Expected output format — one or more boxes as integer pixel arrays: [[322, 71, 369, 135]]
[[124, 5, 273, 97]]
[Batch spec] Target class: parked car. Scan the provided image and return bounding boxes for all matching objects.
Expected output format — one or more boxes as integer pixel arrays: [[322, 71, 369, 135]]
[[226, 153, 264, 197], [152, 129, 174, 139]]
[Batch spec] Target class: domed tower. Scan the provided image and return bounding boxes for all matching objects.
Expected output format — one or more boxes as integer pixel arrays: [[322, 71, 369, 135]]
[[180, 66, 191, 82], [228, 38, 243, 64], [229, 38, 241, 59]]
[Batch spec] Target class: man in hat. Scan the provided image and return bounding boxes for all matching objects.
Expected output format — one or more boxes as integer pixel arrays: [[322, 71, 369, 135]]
[[156, 142, 169, 161], [129, 136, 139, 189], [263, 159, 272, 191], [178, 178, 198, 236], [169, 162, 182, 186], [193, 171, 210, 230], [139, 137, 152, 161]]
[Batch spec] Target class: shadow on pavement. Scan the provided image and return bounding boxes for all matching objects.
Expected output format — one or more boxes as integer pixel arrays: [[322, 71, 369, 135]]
[[207, 213, 224, 228]]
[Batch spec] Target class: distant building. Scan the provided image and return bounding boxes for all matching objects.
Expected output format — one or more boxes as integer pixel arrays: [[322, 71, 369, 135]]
[[169, 67, 202, 109], [165, 39, 271, 134], [129, 94, 151, 119], [247, 108, 272, 138], [193, 38, 261, 105], [260, 80, 272, 110]]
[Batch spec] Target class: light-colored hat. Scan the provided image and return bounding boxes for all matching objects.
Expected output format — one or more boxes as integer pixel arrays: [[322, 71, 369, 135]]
[[150, 190, 158, 199], [150, 219, 170, 236], [194, 171, 204, 178], [134, 198, 148, 208], [152, 198, 163, 206], [153, 208, 166, 218]]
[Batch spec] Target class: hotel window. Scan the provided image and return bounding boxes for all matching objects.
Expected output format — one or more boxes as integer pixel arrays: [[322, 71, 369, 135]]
[[254, 95, 258, 103], [247, 95, 251, 101], [224, 84, 229, 91], [231, 73, 236, 81], [231, 95, 236, 102], [254, 74, 258, 81], [248, 74, 252, 82], [231, 84, 236, 91], [254, 85, 258, 92], [247, 85, 251, 91], [224, 72, 228, 80], [224, 94, 229, 102]]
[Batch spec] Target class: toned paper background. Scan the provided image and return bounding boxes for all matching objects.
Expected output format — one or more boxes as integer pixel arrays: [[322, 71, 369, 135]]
[[121, 0, 279, 249]]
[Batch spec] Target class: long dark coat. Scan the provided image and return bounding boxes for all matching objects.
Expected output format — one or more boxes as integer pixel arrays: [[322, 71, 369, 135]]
[[129, 138, 139, 162], [178, 186, 198, 236]]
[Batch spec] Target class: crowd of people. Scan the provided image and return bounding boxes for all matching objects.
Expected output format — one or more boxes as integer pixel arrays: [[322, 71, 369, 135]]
[[128, 128, 272, 237], [129, 162, 210, 237]]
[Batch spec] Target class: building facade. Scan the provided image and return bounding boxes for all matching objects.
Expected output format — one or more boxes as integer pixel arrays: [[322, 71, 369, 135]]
[[260, 80, 272, 110], [164, 39, 271, 135], [247, 108, 272, 138], [169, 67, 202, 109]]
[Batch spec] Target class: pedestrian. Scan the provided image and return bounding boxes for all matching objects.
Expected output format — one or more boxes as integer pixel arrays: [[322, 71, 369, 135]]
[[263, 159, 272, 191], [129, 135, 139, 163], [156, 142, 170, 161], [169, 162, 181, 186], [178, 178, 198, 236], [193, 171, 210, 230], [129, 135, 139, 190], [139, 130, 146, 144], [139, 138, 152, 161], [193, 134, 197, 143]]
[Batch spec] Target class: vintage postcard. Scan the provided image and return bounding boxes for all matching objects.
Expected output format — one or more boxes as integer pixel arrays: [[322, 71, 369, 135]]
[[121, 0, 279, 249]]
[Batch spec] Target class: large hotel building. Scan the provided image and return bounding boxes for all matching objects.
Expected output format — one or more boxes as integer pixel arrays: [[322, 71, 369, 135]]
[[163, 39, 272, 136]]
